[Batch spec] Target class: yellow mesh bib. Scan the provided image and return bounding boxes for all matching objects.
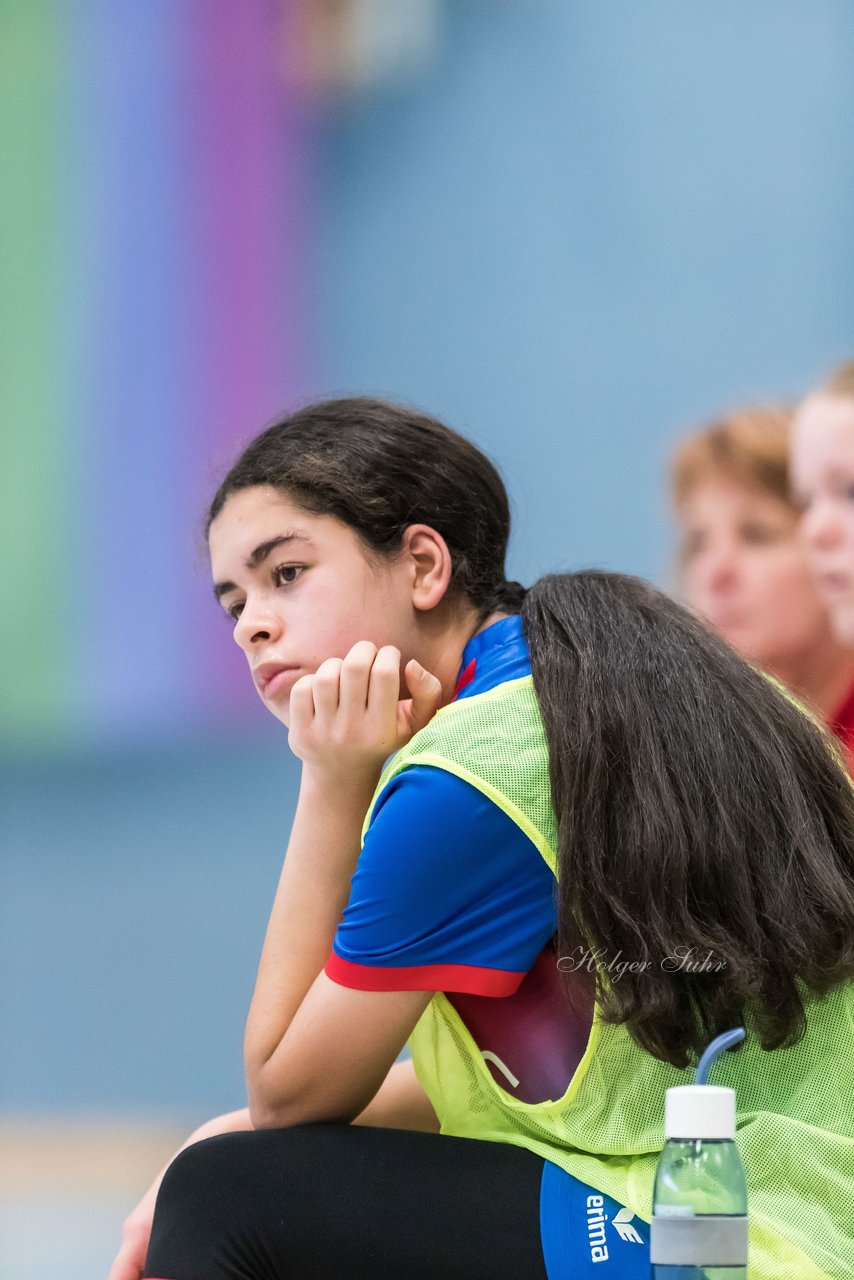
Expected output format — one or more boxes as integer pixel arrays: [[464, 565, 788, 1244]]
[[365, 676, 854, 1279]]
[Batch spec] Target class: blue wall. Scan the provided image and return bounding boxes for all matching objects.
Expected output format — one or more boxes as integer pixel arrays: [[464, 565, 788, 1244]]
[[4, 1, 854, 1113], [318, 0, 854, 584], [2, 739, 296, 1114]]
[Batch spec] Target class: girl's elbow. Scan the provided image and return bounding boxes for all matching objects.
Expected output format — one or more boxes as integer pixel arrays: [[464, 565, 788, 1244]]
[[245, 1063, 287, 1129], [246, 1069, 299, 1130], [247, 1075, 359, 1130], [248, 1099, 291, 1130]]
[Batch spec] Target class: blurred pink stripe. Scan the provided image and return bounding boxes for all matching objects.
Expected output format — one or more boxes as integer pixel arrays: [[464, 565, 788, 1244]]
[[187, 0, 311, 724]]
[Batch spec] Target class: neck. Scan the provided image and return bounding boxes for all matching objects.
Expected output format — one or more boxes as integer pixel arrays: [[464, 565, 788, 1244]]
[[418, 607, 511, 707], [768, 635, 854, 723]]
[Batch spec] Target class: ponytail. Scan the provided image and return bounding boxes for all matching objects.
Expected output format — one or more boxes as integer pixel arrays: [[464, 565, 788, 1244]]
[[487, 579, 528, 614], [522, 571, 854, 1068]]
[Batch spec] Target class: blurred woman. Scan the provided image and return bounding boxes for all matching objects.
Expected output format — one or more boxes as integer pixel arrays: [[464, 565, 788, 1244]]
[[792, 361, 854, 645], [670, 403, 854, 767]]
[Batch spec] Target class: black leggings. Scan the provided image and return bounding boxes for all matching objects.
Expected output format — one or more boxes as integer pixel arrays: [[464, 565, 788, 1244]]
[[143, 1123, 550, 1280]]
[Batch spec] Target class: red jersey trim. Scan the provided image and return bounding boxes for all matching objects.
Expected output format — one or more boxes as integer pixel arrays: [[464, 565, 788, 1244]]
[[452, 657, 477, 700], [325, 951, 525, 997], [828, 677, 854, 774]]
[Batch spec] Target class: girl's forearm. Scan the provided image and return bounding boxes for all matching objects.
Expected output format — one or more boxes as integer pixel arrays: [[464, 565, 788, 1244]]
[[184, 1106, 254, 1147], [352, 1058, 439, 1133], [243, 768, 377, 1108]]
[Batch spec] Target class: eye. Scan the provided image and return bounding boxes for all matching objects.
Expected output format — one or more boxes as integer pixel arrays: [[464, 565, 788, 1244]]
[[740, 523, 779, 545], [679, 530, 705, 562], [224, 600, 244, 622], [273, 563, 304, 587]]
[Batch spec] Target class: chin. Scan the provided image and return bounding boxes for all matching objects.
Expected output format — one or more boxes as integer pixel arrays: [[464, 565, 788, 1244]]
[[717, 626, 754, 659], [267, 702, 291, 729], [257, 689, 290, 729]]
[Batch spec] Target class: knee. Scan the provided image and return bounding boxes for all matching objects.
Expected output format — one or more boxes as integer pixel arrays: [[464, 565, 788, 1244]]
[[145, 1132, 258, 1278], [155, 1131, 254, 1224], [152, 1125, 325, 1230]]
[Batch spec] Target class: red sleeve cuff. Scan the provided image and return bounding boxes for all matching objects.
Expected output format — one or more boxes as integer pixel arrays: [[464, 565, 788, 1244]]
[[325, 951, 525, 997]]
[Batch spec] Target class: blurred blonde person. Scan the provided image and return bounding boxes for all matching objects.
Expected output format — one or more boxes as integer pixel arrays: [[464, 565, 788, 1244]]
[[793, 361, 854, 646], [671, 404, 854, 767]]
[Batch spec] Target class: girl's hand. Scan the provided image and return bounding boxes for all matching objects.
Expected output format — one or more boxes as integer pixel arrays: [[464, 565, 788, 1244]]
[[107, 1109, 254, 1280], [287, 642, 442, 784], [107, 1182, 158, 1280]]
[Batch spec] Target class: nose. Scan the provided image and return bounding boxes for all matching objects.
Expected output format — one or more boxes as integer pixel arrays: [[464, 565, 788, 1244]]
[[801, 497, 843, 552], [705, 547, 739, 593], [693, 541, 739, 599], [233, 595, 284, 652]]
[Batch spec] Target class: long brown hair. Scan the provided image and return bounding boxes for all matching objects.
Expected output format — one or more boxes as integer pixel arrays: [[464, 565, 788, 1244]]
[[523, 570, 854, 1067]]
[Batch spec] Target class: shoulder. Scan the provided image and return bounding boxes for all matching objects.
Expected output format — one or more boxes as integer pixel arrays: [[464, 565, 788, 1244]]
[[368, 677, 557, 870], [404, 675, 546, 764]]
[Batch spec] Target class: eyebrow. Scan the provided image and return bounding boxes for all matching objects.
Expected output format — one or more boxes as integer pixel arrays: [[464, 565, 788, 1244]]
[[213, 531, 315, 603]]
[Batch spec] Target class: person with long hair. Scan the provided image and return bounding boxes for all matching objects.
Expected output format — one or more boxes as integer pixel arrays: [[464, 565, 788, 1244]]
[[670, 403, 854, 767], [111, 398, 854, 1280]]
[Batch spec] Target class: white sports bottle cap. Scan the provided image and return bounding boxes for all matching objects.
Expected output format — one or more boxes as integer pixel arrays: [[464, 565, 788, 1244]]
[[665, 1085, 736, 1139]]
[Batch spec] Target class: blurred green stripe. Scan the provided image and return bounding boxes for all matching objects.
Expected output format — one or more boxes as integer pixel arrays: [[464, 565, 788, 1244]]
[[0, 2, 69, 745]]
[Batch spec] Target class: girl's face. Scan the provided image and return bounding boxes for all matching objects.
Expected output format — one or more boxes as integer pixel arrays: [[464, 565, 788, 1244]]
[[792, 393, 854, 644], [208, 486, 421, 727], [677, 476, 831, 675]]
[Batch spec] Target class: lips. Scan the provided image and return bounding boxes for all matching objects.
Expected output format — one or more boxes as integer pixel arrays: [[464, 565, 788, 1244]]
[[253, 662, 300, 696], [816, 571, 853, 597], [707, 609, 746, 630]]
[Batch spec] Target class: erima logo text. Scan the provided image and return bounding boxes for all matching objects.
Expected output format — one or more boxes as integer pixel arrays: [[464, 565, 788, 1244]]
[[586, 1197, 645, 1262], [586, 1195, 609, 1263]]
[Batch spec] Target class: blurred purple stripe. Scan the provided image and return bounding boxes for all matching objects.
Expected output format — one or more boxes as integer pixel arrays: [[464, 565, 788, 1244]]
[[51, 2, 311, 742], [187, 0, 311, 724], [71, 2, 196, 738]]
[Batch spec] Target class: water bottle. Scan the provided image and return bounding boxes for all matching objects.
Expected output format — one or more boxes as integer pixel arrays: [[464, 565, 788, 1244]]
[[650, 1029, 748, 1279]]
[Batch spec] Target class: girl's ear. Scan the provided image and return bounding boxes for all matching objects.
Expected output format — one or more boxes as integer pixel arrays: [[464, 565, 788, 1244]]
[[400, 524, 453, 611]]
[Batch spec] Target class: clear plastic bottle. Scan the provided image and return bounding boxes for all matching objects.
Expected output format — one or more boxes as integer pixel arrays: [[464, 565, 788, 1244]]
[[650, 1030, 748, 1279]]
